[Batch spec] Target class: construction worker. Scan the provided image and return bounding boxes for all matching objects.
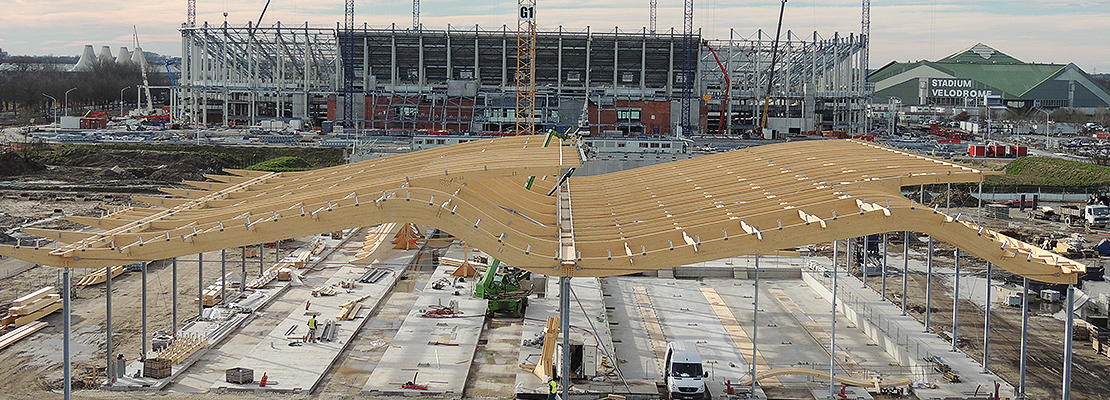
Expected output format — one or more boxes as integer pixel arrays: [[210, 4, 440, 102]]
[[548, 379, 557, 400], [307, 315, 318, 343]]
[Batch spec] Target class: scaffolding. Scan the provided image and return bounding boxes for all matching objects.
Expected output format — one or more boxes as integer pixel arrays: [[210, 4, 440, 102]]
[[177, 23, 868, 135]]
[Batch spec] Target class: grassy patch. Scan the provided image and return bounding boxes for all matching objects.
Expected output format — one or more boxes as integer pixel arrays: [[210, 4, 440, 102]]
[[986, 157, 1110, 188], [246, 156, 313, 172]]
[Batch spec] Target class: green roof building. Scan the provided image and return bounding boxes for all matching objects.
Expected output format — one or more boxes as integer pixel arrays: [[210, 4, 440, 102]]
[[869, 43, 1110, 112]]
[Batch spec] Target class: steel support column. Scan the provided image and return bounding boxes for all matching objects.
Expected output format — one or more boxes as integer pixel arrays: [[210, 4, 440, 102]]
[[559, 276, 570, 400], [142, 261, 148, 359], [902, 232, 909, 316], [63, 268, 72, 400], [983, 262, 991, 373], [882, 233, 888, 298], [925, 236, 933, 332], [172, 257, 178, 333], [1019, 277, 1029, 399], [105, 264, 113, 383], [1063, 285, 1074, 400], [198, 252, 204, 317], [751, 254, 760, 394], [830, 239, 840, 399], [951, 249, 959, 352], [221, 249, 227, 305]]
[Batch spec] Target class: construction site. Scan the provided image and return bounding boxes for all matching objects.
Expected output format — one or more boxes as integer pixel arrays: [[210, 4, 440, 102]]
[[1, 0, 1108, 399]]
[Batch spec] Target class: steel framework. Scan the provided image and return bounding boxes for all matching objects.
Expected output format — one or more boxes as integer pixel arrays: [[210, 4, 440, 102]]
[[515, 0, 537, 136], [175, 23, 869, 135]]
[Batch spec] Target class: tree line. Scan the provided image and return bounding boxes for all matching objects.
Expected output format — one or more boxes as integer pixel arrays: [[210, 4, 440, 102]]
[[0, 57, 170, 115]]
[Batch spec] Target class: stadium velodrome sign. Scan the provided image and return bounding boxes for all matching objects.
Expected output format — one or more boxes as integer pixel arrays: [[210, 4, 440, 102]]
[[928, 78, 994, 99]]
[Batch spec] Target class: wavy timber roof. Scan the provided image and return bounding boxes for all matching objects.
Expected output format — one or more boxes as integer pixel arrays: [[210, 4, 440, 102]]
[[0, 137, 1083, 284]]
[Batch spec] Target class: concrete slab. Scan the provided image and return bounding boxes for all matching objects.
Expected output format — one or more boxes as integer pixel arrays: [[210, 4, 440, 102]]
[[804, 256, 1015, 399], [361, 249, 487, 398], [208, 227, 418, 393]]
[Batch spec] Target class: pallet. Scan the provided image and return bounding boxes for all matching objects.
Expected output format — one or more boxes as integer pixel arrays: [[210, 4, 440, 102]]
[[0, 321, 48, 350]]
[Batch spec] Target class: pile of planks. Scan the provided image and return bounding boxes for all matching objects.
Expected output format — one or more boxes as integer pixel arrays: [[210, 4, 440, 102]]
[[195, 277, 235, 307], [291, 251, 312, 269], [353, 223, 397, 261], [0, 321, 48, 351], [312, 285, 339, 296], [155, 332, 208, 364], [336, 293, 373, 320], [2, 287, 62, 328], [74, 265, 126, 286], [310, 238, 327, 255]]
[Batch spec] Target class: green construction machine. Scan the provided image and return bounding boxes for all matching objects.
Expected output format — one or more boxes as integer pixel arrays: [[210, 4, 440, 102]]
[[475, 259, 531, 315]]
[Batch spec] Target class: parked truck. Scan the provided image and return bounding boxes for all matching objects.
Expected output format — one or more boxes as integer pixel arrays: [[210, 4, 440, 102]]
[[1056, 203, 1110, 231]]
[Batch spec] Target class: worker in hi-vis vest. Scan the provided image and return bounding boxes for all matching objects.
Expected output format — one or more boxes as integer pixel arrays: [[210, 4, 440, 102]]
[[307, 315, 318, 343], [548, 379, 557, 400]]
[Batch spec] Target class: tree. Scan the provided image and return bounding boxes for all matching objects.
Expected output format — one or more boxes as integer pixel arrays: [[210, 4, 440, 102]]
[[953, 111, 971, 121], [1095, 107, 1110, 128]]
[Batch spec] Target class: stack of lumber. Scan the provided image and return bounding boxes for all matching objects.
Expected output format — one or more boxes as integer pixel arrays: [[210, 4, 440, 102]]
[[195, 278, 232, 307], [353, 223, 397, 261], [291, 251, 312, 269], [245, 266, 281, 289], [0, 321, 48, 351], [312, 285, 339, 296], [74, 265, 126, 286], [155, 332, 208, 364], [310, 238, 327, 255], [336, 293, 373, 320], [2, 287, 62, 328]]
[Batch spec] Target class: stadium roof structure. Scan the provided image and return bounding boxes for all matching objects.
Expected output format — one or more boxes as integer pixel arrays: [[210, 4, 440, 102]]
[[0, 136, 1084, 284]]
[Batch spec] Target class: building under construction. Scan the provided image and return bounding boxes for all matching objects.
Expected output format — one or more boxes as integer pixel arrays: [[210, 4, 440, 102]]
[[176, 23, 869, 136]]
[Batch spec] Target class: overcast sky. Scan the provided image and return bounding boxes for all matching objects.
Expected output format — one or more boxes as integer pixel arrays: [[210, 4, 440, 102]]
[[1, 0, 1108, 73]]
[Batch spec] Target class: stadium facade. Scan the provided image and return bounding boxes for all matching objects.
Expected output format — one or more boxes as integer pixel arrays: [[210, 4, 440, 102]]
[[869, 43, 1110, 113]]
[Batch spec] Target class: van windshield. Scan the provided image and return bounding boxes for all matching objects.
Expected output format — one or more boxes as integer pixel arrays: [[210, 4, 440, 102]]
[[672, 362, 703, 377]]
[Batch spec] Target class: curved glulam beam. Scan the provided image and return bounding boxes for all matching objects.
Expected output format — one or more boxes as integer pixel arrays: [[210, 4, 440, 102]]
[[0, 139, 1081, 284]]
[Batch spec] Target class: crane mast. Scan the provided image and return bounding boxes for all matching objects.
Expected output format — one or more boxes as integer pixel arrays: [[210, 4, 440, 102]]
[[514, 0, 537, 136]]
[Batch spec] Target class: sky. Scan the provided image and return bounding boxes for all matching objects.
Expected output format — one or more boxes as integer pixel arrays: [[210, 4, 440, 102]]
[[1, 0, 1108, 73]]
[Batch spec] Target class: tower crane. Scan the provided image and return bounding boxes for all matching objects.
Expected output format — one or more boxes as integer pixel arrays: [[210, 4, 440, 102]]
[[758, 0, 787, 135], [514, 0, 537, 136]]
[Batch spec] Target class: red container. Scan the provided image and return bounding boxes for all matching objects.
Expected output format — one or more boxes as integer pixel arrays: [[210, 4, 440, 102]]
[[1015, 146, 1028, 156], [968, 145, 986, 157]]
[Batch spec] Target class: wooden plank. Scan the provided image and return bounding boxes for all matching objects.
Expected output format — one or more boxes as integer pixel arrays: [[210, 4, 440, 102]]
[[12, 287, 54, 307], [9, 294, 61, 316], [0, 321, 48, 350], [12, 300, 61, 327]]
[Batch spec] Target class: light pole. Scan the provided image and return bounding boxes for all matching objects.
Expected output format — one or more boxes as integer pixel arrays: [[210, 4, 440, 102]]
[[42, 93, 58, 127], [119, 86, 131, 117], [1036, 108, 1051, 149], [64, 87, 77, 117]]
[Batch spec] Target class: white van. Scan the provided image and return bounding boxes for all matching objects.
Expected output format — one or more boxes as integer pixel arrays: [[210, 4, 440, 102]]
[[664, 341, 708, 399]]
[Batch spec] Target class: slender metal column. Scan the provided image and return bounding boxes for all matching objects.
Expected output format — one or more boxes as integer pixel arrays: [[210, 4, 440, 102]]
[[925, 236, 933, 331], [830, 240, 839, 399], [1019, 277, 1029, 399], [902, 232, 909, 316], [221, 249, 227, 305], [63, 268, 72, 400], [983, 262, 991, 373], [172, 257, 178, 333], [559, 277, 570, 400], [882, 233, 888, 299], [105, 264, 113, 383], [198, 252, 204, 316], [142, 262, 147, 359], [861, 236, 868, 287], [258, 244, 264, 276], [241, 246, 247, 291], [751, 255, 760, 394], [951, 249, 959, 352], [1063, 285, 1074, 400]]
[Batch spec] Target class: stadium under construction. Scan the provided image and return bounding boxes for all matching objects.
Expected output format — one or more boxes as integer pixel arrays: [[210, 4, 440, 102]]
[[174, 23, 869, 136]]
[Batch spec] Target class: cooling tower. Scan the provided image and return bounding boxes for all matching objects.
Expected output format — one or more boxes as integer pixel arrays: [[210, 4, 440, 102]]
[[70, 45, 96, 72], [131, 47, 149, 70], [98, 46, 114, 63], [117, 47, 132, 65]]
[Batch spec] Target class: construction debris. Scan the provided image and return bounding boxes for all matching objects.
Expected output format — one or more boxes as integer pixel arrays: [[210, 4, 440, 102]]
[[312, 285, 339, 296]]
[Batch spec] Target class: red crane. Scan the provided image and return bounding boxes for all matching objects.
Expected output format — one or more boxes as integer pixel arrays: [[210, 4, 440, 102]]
[[703, 41, 730, 135]]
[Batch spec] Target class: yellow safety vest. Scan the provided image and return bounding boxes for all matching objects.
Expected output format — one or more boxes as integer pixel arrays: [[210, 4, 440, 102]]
[[549, 380, 557, 393], [308, 318, 317, 329]]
